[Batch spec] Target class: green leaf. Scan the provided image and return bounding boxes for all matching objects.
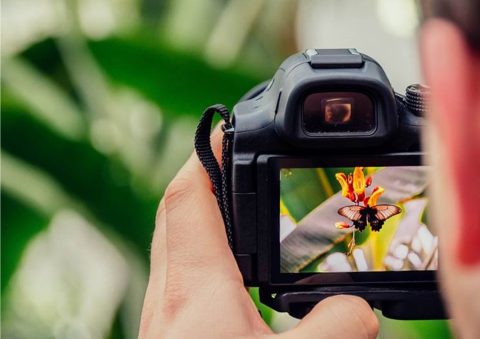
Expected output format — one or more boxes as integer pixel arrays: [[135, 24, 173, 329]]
[[88, 37, 266, 116], [280, 168, 328, 221], [249, 288, 273, 325], [2, 57, 86, 140], [1, 107, 157, 255], [378, 313, 453, 339], [1, 192, 49, 294]]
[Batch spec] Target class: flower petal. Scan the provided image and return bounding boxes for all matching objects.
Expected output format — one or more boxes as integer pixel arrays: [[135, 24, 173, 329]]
[[367, 186, 385, 206], [353, 167, 366, 195], [363, 196, 370, 206], [335, 172, 350, 197], [335, 221, 352, 229]]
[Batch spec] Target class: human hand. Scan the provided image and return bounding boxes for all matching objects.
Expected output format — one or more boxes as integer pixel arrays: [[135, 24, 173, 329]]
[[139, 128, 379, 338]]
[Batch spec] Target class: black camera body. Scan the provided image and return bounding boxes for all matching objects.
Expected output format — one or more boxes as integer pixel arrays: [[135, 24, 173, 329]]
[[197, 49, 445, 319]]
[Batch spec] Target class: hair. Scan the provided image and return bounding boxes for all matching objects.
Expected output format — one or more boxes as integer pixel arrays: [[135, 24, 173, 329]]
[[421, 0, 480, 51]]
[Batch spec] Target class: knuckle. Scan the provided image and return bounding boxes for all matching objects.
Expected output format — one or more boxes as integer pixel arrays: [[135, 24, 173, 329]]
[[155, 198, 166, 225], [162, 277, 189, 320], [321, 295, 379, 338], [343, 296, 379, 338], [163, 176, 193, 207], [362, 313, 379, 339], [366, 311, 380, 338]]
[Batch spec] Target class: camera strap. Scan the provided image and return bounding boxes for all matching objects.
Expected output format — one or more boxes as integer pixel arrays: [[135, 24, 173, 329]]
[[194, 104, 234, 249]]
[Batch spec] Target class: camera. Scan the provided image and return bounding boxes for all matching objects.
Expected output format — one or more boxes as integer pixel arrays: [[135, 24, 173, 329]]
[[195, 49, 445, 320]]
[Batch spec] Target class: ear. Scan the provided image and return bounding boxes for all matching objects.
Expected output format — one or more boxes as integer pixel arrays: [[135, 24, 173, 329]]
[[421, 19, 480, 266]]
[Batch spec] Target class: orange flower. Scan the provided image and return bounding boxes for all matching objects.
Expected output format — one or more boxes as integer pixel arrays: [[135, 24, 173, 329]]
[[346, 174, 356, 201], [335, 173, 350, 197], [365, 176, 372, 187], [348, 173, 353, 187], [353, 167, 366, 195], [335, 167, 367, 203]]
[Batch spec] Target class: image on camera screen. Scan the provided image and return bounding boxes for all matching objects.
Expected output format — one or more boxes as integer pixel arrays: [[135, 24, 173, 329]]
[[279, 166, 438, 273]]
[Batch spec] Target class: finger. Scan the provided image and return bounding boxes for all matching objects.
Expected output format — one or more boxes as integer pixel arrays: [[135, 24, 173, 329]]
[[188, 122, 225, 191], [139, 199, 168, 338], [280, 296, 379, 339], [152, 125, 241, 282], [140, 124, 243, 334]]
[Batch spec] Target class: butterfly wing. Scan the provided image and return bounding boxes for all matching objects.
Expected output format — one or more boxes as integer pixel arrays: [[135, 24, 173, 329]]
[[338, 205, 368, 232], [373, 204, 401, 221], [353, 217, 367, 232], [338, 205, 365, 221], [369, 216, 384, 232]]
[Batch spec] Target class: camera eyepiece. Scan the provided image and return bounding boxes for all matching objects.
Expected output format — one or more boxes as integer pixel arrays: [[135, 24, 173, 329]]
[[270, 49, 398, 148], [303, 92, 375, 134]]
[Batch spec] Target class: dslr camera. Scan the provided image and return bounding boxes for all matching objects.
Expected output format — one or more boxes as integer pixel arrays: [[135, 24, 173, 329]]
[[195, 49, 445, 320]]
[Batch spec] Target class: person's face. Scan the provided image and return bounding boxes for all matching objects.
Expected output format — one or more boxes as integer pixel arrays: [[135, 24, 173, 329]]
[[421, 19, 480, 339]]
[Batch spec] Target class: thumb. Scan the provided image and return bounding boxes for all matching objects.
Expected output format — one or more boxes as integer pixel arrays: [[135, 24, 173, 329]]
[[280, 295, 379, 339]]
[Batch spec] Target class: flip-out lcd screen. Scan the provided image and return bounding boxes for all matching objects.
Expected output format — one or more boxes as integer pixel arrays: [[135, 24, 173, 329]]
[[279, 166, 437, 274]]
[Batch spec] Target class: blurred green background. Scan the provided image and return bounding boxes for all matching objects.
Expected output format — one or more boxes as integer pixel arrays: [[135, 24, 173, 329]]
[[1, 0, 451, 337]]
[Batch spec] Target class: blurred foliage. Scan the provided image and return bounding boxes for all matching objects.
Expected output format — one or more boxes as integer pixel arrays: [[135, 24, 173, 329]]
[[1, 0, 451, 337], [2, 194, 48, 294], [2, 0, 268, 334]]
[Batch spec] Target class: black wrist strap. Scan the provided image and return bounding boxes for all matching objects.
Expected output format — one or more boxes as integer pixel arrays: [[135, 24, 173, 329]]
[[194, 104, 234, 249]]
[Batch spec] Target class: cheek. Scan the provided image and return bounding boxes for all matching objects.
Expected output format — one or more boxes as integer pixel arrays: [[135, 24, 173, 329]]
[[424, 124, 460, 256], [425, 96, 480, 266]]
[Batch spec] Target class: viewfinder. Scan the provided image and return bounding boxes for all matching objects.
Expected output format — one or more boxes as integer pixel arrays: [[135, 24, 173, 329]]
[[303, 92, 375, 134], [324, 98, 353, 124]]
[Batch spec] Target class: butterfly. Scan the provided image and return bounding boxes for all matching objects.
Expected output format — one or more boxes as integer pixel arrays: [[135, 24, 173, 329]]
[[337, 204, 401, 232]]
